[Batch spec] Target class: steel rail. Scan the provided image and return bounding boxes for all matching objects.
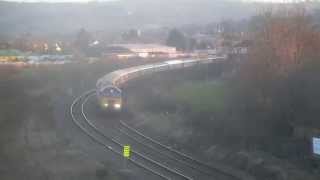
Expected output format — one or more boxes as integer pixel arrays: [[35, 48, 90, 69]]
[[70, 90, 171, 180], [117, 127, 213, 176], [81, 92, 193, 180], [120, 120, 243, 179]]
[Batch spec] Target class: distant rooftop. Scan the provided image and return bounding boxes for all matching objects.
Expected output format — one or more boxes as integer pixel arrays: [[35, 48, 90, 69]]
[[0, 49, 24, 56], [109, 44, 176, 53], [110, 44, 175, 49]]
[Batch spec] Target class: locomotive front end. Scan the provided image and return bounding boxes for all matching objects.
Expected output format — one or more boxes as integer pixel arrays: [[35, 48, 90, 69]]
[[98, 86, 122, 111]]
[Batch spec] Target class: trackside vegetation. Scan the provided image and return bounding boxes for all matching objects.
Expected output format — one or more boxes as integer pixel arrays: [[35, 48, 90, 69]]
[[173, 81, 229, 114]]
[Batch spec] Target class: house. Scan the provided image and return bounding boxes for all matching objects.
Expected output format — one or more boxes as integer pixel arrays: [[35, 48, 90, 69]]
[[231, 40, 252, 55]]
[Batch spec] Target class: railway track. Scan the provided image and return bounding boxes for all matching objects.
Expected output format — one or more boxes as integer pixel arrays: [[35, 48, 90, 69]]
[[69, 56, 251, 180], [80, 91, 244, 180], [118, 120, 242, 180], [70, 90, 192, 180]]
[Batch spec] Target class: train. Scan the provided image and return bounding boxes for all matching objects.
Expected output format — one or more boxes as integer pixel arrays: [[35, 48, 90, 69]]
[[96, 55, 227, 111]]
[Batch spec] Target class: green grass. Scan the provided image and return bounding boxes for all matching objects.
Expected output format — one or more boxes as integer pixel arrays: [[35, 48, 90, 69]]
[[173, 81, 229, 114]]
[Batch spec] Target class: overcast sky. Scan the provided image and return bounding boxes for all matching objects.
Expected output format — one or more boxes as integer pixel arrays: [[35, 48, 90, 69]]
[[0, 0, 303, 2]]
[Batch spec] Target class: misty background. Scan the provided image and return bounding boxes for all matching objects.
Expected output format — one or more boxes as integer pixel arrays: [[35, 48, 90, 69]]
[[0, 0, 259, 36]]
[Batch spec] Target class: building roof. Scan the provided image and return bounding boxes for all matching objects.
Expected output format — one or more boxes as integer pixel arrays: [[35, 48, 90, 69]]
[[104, 46, 133, 54], [0, 49, 24, 56], [233, 40, 253, 48], [109, 44, 176, 53]]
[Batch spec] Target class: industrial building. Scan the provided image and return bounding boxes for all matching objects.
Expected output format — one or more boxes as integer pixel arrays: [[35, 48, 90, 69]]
[[104, 44, 178, 59]]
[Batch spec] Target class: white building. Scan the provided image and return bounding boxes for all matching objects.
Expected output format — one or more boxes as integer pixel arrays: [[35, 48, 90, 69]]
[[107, 44, 178, 59]]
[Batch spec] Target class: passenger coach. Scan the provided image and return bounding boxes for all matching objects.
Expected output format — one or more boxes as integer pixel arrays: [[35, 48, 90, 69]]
[[96, 56, 227, 112]]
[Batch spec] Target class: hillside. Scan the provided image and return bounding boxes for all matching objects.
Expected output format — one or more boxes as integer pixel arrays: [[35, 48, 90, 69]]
[[0, 0, 257, 35]]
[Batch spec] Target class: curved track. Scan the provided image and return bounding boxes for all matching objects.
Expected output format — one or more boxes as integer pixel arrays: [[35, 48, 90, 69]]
[[71, 90, 192, 180], [79, 91, 243, 180], [69, 56, 253, 180], [118, 120, 242, 180]]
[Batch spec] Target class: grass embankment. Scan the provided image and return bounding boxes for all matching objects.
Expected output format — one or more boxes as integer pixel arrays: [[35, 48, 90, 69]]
[[173, 81, 229, 114], [128, 78, 232, 149]]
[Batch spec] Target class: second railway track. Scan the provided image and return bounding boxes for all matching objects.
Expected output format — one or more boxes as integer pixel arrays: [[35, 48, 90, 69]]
[[71, 90, 193, 180], [79, 90, 241, 180], [118, 120, 243, 180]]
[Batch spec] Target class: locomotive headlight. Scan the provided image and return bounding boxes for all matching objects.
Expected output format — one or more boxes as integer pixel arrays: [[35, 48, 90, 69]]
[[114, 103, 121, 109]]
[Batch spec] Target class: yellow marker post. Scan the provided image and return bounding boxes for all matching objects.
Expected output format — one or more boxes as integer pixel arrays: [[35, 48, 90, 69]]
[[123, 145, 131, 169], [123, 145, 131, 158]]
